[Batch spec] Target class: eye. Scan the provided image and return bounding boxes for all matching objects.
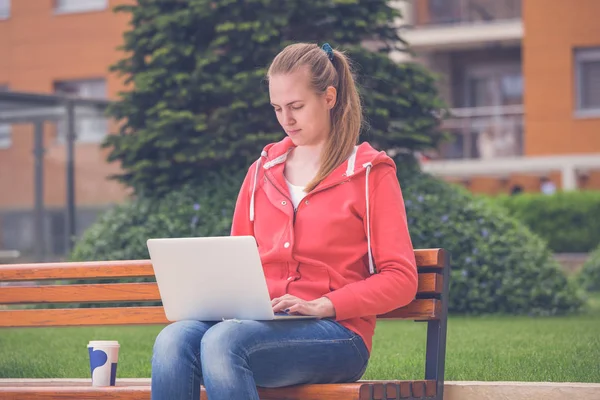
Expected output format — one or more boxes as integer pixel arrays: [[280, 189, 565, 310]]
[[291, 105, 304, 110], [273, 107, 282, 113]]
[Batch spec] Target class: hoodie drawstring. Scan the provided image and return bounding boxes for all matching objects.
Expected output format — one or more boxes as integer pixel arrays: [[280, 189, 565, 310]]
[[249, 151, 267, 222], [363, 162, 375, 274], [347, 147, 375, 273]]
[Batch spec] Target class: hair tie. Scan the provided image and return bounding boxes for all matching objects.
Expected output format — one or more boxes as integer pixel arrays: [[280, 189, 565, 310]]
[[321, 43, 334, 62]]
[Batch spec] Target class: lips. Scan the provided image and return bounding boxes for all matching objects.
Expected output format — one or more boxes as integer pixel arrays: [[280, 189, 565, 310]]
[[287, 129, 301, 135]]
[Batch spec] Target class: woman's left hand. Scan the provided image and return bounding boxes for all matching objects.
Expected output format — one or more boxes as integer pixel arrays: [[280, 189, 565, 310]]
[[271, 294, 336, 318]]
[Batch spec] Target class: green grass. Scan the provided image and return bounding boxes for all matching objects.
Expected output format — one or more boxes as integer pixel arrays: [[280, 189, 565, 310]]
[[2, 299, 599, 382], [368, 315, 600, 382]]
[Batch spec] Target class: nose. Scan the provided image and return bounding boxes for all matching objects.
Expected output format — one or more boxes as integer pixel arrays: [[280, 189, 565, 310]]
[[282, 109, 295, 126]]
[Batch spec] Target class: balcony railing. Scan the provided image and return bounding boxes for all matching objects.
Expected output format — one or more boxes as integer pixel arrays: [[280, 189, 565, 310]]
[[435, 105, 524, 160], [413, 0, 522, 27]]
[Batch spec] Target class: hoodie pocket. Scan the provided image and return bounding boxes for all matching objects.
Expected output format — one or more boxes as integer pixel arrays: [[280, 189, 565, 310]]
[[263, 263, 286, 282], [294, 264, 332, 299]]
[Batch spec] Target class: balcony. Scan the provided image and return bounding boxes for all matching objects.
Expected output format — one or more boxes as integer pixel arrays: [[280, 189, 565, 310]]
[[435, 105, 524, 160], [413, 0, 521, 26], [422, 105, 600, 190], [403, 0, 523, 51]]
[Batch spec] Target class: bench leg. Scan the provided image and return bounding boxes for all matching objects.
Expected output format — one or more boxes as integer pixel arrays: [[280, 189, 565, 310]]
[[424, 253, 450, 400]]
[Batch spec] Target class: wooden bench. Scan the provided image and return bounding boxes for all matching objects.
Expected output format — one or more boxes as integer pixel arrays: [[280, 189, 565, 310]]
[[0, 248, 450, 400]]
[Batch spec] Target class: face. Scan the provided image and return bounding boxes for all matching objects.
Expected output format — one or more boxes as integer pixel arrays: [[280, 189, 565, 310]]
[[269, 67, 337, 147]]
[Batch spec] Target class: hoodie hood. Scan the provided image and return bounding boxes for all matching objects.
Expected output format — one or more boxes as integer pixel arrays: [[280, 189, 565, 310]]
[[258, 136, 395, 180], [248, 137, 397, 275]]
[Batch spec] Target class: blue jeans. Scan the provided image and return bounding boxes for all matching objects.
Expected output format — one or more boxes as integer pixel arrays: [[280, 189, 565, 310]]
[[151, 318, 369, 400]]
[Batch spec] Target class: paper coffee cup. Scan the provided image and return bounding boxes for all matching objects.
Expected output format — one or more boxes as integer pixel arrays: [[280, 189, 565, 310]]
[[87, 340, 120, 387]]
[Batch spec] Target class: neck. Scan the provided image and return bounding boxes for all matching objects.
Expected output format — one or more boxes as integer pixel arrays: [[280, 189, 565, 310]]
[[291, 141, 325, 168]]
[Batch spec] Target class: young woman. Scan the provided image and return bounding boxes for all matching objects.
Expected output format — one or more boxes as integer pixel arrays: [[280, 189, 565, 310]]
[[151, 42, 418, 400]]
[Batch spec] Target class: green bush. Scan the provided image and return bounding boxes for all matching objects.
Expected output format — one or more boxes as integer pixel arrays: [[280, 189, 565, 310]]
[[70, 171, 244, 262], [72, 160, 584, 315], [488, 191, 600, 253], [578, 245, 600, 292], [396, 158, 583, 315]]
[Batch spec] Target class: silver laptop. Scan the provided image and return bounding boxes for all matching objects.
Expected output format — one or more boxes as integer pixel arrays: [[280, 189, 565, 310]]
[[146, 236, 317, 321]]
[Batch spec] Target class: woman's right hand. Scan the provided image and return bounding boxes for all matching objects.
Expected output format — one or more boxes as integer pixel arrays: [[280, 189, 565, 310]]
[[271, 294, 336, 318]]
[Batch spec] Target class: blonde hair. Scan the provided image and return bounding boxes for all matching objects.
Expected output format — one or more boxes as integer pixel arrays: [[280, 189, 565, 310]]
[[267, 43, 363, 192]]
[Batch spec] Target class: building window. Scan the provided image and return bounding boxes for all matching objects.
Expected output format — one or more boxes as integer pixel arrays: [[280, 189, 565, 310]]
[[54, 79, 108, 143], [464, 64, 523, 107], [0, 0, 10, 20], [0, 85, 11, 149], [54, 0, 107, 14], [575, 47, 600, 116]]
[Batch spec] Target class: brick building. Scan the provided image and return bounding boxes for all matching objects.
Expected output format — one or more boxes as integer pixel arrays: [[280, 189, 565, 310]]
[[397, 0, 600, 193], [1, 0, 600, 259]]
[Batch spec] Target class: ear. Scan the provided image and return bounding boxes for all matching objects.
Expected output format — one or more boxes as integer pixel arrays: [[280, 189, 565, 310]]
[[324, 86, 337, 110]]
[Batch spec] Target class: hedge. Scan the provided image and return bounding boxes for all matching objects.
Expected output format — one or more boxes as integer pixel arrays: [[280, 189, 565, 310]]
[[488, 191, 600, 253], [71, 161, 583, 315], [578, 244, 600, 292]]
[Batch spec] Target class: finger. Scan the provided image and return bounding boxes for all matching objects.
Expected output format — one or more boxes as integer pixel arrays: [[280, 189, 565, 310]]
[[272, 294, 292, 302], [271, 294, 298, 307], [271, 297, 284, 307], [272, 299, 302, 313], [287, 302, 311, 315], [272, 299, 296, 313]]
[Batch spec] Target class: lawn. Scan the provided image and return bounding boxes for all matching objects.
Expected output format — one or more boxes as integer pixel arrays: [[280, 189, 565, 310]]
[[2, 304, 599, 383]]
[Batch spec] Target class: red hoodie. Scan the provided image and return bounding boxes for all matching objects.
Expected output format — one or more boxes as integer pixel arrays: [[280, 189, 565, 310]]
[[231, 137, 418, 352]]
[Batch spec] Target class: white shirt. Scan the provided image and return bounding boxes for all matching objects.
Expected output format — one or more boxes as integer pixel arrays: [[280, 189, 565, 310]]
[[285, 178, 306, 209]]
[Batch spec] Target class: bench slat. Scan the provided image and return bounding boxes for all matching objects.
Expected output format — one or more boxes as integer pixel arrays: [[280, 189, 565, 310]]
[[0, 260, 154, 282], [0, 299, 440, 327], [0, 379, 436, 400], [0, 273, 442, 305], [414, 248, 448, 269], [419, 272, 443, 295], [358, 380, 437, 399], [0, 283, 162, 304], [0, 249, 447, 282], [257, 380, 436, 400], [255, 384, 362, 400], [413, 380, 425, 397], [426, 380, 437, 396], [0, 306, 168, 327], [378, 299, 440, 320]]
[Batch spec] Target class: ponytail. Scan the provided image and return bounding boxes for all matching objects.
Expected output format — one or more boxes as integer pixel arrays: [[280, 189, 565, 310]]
[[306, 49, 362, 192]]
